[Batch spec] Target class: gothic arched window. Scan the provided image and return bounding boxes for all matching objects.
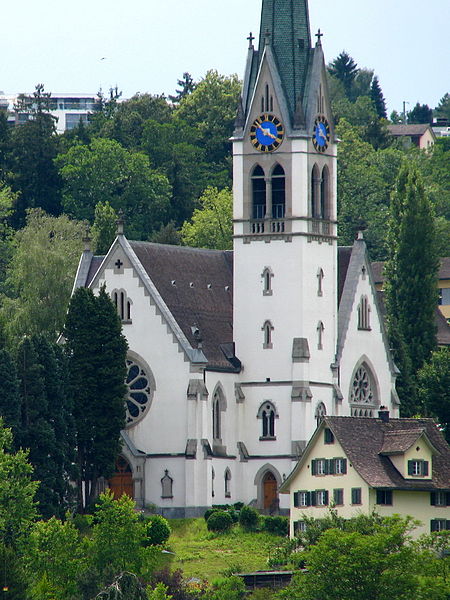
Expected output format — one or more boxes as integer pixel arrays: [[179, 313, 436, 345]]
[[161, 470, 173, 499], [317, 321, 324, 350], [350, 363, 378, 416], [311, 164, 321, 218], [262, 320, 274, 349], [212, 387, 226, 442], [317, 268, 324, 296], [358, 296, 371, 330], [321, 165, 331, 219], [258, 401, 278, 439], [252, 165, 266, 219], [125, 355, 155, 426], [271, 164, 285, 219], [112, 289, 132, 323], [262, 267, 273, 296]]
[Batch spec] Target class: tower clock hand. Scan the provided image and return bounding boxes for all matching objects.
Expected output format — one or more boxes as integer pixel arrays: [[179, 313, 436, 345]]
[[257, 124, 277, 140]]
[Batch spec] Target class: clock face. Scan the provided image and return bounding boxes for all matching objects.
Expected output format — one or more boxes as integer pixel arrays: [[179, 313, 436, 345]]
[[312, 116, 330, 152], [250, 114, 284, 152]]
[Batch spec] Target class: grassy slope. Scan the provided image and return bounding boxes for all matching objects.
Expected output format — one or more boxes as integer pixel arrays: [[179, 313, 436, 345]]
[[163, 519, 284, 581]]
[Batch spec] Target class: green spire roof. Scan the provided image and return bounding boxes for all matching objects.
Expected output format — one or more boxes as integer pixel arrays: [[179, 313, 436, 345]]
[[258, 0, 312, 120]]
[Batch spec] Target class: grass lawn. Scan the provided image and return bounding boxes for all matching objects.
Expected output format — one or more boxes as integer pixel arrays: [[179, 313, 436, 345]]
[[162, 518, 285, 581]]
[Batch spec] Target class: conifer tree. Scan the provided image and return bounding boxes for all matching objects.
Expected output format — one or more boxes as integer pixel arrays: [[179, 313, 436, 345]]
[[16, 336, 59, 517], [64, 286, 127, 511], [384, 163, 439, 415], [0, 347, 21, 438], [328, 52, 359, 100], [370, 76, 387, 119]]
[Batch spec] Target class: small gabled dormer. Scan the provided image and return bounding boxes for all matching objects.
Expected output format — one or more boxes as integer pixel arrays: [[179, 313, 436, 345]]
[[379, 429, 438, 481]]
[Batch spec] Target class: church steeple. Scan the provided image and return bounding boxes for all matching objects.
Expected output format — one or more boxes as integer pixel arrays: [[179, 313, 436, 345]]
[[255, 0, 312, 123]]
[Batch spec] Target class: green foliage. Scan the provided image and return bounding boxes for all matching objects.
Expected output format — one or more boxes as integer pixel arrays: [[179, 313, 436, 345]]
[[24, 517, 85, 599], [0, 209, 86, 345], [64, 287, 128, 510], [328, 52, 359, 100], [144, 515, 171, 546], [0, 544, 28, 600], [96, 572, 148, 600], [180, 187, 232, 250], [0, 418, 38, 547], [384, 163, 439, 413], [0, 183, 16, 284], [169, 72, 197, 104], [418, 347, 450, 441], [279, 527, 419, 600], [238, 506, 259, 532], [0, 347, 21, 435], [56, 137, 171, 239], [206, 510, 233, 533], [435, 93, 450, 121], [262, 516, 289, 537], [209, 576, 246, 600], [91, 201, 118, 255], [408, 102, 433, 124], [147, 582, 174, 600], [371, 75, 387, 119]]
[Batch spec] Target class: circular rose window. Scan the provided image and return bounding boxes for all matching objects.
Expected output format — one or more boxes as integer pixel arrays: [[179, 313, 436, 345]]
[[125, 357, 154, 426]]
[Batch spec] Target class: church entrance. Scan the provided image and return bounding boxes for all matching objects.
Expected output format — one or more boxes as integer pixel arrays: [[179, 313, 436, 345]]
[[109, 456, 133, 499], [263, 471, 278, 511]]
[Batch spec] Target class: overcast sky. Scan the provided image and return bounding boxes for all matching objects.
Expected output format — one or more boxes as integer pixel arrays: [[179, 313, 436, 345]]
[[1, 0, 449, 115]]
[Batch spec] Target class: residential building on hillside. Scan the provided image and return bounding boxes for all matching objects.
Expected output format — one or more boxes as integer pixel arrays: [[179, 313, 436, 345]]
[[387, 124, 436, 150], [372, 258, 450, 345], [0, 92, 97, 133], [280, 413, 450, 537], [72, 0, 400, 517]]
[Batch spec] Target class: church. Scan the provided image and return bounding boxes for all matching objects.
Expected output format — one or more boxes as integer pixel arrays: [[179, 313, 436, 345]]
[[73, 0, 400, 517]]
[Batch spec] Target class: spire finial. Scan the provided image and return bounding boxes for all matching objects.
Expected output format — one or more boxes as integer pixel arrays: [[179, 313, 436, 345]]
[[247, 32, 255, 49], [116, 209, 124, 236], [315, 29, 324, 44]]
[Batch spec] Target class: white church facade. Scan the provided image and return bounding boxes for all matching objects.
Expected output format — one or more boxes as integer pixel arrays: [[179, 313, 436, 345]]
[[73, 0, 400, 517]]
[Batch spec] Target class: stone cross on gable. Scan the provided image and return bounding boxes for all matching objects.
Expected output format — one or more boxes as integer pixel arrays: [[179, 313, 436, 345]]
[[315, 29, 324, 43], [247, 32, 255, 48]]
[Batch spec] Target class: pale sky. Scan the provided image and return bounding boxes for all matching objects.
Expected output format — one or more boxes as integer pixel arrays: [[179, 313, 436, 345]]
[[2, 0, 449, 115]]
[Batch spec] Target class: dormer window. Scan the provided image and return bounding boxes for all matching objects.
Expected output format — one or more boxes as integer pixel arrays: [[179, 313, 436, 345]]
[[407, 459, 429, 477]]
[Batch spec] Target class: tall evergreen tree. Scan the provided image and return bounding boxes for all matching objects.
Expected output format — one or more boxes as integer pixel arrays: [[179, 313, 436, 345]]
[[169, 72, 196, 103], [16, 336, 59, 517], [384, 163, 439, 415], [370, 76, 387, 119], [0, 347, 21, 439], [407, 102, 433, 125], [64, 286, 127, 511], [328, 52, 359, 100]]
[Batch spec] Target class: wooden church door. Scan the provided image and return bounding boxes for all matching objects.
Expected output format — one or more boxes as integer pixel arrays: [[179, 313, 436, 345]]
[[263, 471, 278, 510], [109, 456, 134, 499]]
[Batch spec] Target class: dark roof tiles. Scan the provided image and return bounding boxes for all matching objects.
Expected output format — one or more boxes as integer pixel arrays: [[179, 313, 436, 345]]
[[325, 416, 450, 490]]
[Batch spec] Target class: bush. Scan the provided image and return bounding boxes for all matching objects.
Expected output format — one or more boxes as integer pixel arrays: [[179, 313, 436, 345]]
[[207, 510, 233, 533], [204, 508, 219, 522], [239, 505, 260, 531], [144, 515, 171, 546], [262, 516, 289, 537]]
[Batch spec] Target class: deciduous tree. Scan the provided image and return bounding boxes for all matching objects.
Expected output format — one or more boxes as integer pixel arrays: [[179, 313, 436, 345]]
[[180, 187, 232, 250], [418, 348, 450, 442]]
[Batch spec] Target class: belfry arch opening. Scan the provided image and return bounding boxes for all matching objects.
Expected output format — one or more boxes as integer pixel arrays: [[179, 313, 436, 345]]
[[271, 164, 285, 219], [252, 165, 266, 219]]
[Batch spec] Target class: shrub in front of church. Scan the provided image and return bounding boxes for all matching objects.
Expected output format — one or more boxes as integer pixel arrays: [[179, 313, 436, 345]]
[[262, 515, 289, 537], [143, 515, 171, 546], [204, 505, 240, 523], [206, 510, 233, 533], [238, 506, 260, 531]]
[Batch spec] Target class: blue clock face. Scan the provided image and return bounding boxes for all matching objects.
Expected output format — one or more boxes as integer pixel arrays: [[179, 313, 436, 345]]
[[312, 116, 330, 152], [250, 114, 284, 152]]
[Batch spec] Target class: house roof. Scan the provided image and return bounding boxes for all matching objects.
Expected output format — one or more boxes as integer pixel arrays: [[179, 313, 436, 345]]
[[281, 416, 450, 493], [327, 416, 450, 490], [372, 257, 450, 284], [387, 124, 434, 137]]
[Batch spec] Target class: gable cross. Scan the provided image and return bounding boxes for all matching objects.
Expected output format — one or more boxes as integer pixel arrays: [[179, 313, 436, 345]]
[[115, 258, 124, 270], [247, 32, 255, 48], [316, 29, 324, 43]]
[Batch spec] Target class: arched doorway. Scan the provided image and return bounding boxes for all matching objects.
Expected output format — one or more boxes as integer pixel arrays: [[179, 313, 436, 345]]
[[109, 456, 133, 499], [262, 471, 278, 511]]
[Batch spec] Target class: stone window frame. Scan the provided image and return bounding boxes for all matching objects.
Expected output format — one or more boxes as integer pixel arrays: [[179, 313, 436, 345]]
[[224, 468, 232, 498], [262, 320, 274, 349], [317, 321, 324, 350], [125, 352, 155, 427], [161, 469, 173, 499], [257, 401, 278, 440], [357, 295, 371, 330], [317, 268, 324, 297], [262, 266, 274, 296], [112, 288, 133, 323]]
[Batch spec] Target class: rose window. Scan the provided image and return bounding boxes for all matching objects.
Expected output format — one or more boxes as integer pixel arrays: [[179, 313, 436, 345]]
[[125, 357, 153, 426], [350, 366, 374, 405]]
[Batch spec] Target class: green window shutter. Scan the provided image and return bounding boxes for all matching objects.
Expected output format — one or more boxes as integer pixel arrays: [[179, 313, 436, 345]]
[[306, 491, 311, 507], [423, 461, 429, 476], [446, 521, 450, 530], [324, 490, 329, 505], [430, 520, 438, 532], [430, 492, 436, 506], [342, 459, 347, 474], [407, 460, 414, 475], [329, 459, 335, 475], [446, 493, 450, 506], [294, 492, 299, 507], [376, 490, 382, 504], [386, 491, 393, 505], [310, 491, 317, 506], [324, 459, 330, 475], [311, 459, 317, 476]]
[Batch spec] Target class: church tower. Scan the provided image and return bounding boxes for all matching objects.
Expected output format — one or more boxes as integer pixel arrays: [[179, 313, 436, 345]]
[[232, 0, 338, 477]]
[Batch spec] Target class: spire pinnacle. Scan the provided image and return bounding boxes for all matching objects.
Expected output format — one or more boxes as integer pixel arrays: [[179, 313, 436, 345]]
[[315, 29, 324, 45], [247, 32, 255, 49]]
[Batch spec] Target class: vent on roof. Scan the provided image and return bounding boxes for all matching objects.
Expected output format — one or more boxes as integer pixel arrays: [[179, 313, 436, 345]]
[[207, 284, 212, 289], [171, 280, 176, 286], [225, 286, 230, 292], [189, 282, 194, 288]]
